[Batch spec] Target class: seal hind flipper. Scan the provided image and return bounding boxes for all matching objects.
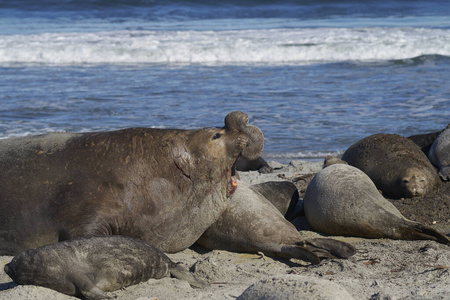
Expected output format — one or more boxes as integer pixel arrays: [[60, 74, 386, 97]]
[[300, 238, 357, 259], [168, 262, 207, 289], [262, 244, 320, 265], [398, 224, 450, 245]]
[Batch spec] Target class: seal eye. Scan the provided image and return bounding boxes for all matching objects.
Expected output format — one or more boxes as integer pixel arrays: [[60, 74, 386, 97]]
[[403, 180, 409, 184], [212, 133, 222, 140]]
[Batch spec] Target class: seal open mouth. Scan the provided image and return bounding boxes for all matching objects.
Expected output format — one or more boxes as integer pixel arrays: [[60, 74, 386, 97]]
[[229, 177, 238, 195]]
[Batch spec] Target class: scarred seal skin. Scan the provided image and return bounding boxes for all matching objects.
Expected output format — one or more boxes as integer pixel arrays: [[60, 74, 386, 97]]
[[304, 164, 450, 244], [0, 111, 263, 255], [4, 236, 206, 300], [342, 133, 439, 198]]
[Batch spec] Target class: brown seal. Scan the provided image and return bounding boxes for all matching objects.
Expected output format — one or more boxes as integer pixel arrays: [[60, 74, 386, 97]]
[[197, 181, 356, 265], [304, 164, 450, 244], [0, 111, 264, 255], [4, 236, 206, 300], [341, 133, 439, 198]]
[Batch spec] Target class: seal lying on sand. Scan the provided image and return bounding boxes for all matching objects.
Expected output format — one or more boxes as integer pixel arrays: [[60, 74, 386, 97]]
[[428, 124, 450, 180], [304, 164, 450, 244], [408, 130, 443, 156], [342, 133, 439, 198], [0, 111, 264, 255], [197, 181, 356, 265], [249, 181, 300, 220], [4, 236, 205, 300], [235, 157, 274, 174]]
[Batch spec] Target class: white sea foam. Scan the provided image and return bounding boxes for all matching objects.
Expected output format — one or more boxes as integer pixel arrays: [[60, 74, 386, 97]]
[[1, 27, 449, 66]]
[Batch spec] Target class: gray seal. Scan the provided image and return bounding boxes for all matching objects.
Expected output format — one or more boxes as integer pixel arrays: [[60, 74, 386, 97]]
[[428, 124, 450, 180], [197, 181, 356, 265], [304, 164, 450, 244], [342, 133, 439, 198], [249, 181, 300, 220], [4, 236, 205, 300], [0, 111, 264, 255]]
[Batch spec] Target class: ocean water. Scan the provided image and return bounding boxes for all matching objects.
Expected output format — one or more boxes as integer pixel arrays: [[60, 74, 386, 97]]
[[1, 0, 449, 162]]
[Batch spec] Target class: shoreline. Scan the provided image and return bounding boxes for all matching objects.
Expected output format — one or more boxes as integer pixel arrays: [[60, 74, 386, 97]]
[[1, 159, 449, 300]]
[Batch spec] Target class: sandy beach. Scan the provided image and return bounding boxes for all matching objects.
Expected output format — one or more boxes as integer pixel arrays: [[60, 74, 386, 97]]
[[1, 159, 449, 300]]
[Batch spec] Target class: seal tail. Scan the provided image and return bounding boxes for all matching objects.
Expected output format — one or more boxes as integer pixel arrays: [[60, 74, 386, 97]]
[[400, 225, 450, 245], [169, 262, 208, 289]]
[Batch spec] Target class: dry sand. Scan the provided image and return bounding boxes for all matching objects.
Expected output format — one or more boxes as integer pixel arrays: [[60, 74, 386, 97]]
[[1, 160, 449, 300]]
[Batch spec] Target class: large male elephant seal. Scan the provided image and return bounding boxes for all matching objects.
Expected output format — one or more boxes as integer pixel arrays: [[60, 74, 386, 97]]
[[197, 181, 356, 265], [342, 133, 439, 198], [304, 164, 450, 244], [4, 236, 205, 300], [428, 124, 450, 180], [0, 111, 264, 255]]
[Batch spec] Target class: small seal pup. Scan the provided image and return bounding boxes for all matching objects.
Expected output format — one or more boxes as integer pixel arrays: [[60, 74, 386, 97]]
[[197, 181, 356, 265], [304, 164, 450, 244], [428, 124, 450, 180], [0, 111, 264, 255], [4, 236, 206, 300], [342, 133, 439, 198]]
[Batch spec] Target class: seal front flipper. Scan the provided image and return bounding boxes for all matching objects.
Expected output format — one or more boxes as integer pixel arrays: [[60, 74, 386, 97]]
[[168, 262, 207, 288], [72, 274, 110, 300], [300, 238, 357, 259]]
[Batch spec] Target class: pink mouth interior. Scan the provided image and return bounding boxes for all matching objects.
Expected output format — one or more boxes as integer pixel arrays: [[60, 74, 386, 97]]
[[229, 177, 238, 194]]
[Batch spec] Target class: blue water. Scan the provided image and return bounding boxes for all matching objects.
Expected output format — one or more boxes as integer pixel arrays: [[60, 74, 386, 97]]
[[1, 0, 449, 161]]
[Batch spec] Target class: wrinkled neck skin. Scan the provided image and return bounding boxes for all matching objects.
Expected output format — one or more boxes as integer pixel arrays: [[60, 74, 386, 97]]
[[100, 127, 246, 253]]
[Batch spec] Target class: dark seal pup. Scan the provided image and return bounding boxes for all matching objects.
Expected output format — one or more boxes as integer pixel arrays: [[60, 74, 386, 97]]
[[342, 133, 439, 198], [0, 111, 264, 255], [4, 236, 206, 300]]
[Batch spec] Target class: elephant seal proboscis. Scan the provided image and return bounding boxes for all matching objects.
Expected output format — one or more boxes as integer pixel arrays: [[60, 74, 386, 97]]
[[304, 164, 450, 244], [197, 181, 356, 265], [342, 133, 439, 198], [4, 236, 206, 300], [0, 111, 264, 255], [428, 124, 450, 180]]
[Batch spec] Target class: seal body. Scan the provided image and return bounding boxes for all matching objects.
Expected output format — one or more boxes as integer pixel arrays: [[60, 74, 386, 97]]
[[249, 181, 300, 220], [235, 157, 273, 173], [304, 164, 449, 244], [197, 181, 356, 265], [428, 125, 450, 180], [4, 236, 205, 300], [342, 133, 439, 198], [0, 111, 264, 255]]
